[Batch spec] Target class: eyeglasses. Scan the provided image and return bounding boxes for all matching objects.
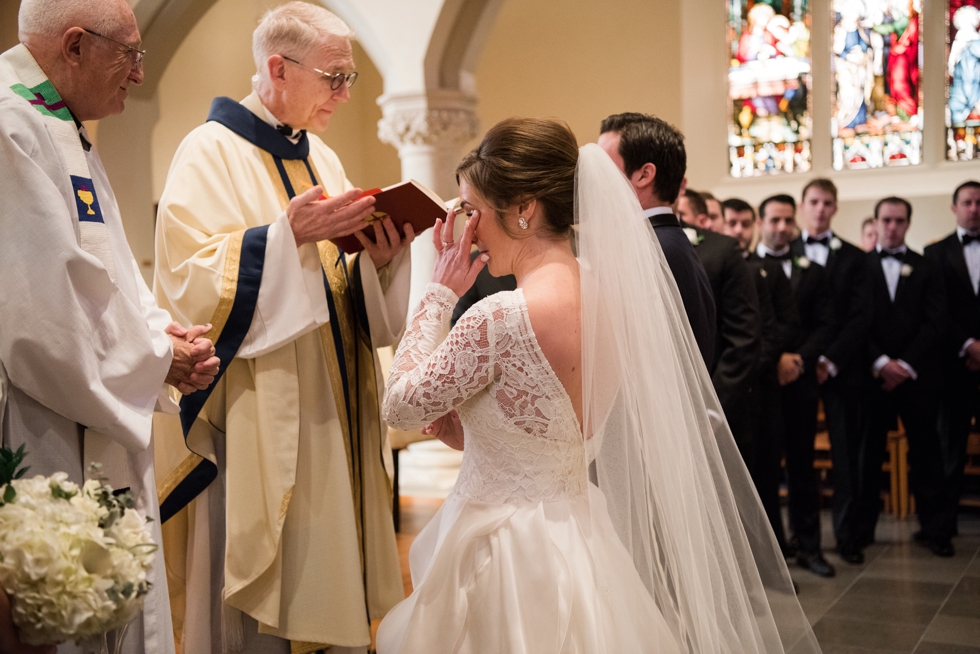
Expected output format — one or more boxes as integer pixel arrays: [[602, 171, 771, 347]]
[[82, 28, 145, 67], [282, 56, 358, 90]]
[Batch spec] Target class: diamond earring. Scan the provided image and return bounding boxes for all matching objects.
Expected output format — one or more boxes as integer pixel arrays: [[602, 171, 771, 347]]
[[518, 216, 528, 230]]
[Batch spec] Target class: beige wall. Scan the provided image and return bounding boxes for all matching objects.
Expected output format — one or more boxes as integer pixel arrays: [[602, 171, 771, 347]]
[[470, 0, 681, 150], [151, 0, 400, 201], [0, 2, 18, 53]]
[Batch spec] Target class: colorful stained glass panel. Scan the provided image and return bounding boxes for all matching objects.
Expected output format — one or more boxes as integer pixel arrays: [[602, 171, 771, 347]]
[[831, 1, 922, 171], [728, 1, 813, 178], [947, 1, 980, 161]]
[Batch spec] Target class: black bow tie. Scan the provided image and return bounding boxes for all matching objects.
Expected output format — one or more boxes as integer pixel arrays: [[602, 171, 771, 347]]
[[963, 233, 980, 246], [765, 251, 791, 261], [880, 249, 905, 261], [806, 235, 830, 247], [276, 123, 300, 139]]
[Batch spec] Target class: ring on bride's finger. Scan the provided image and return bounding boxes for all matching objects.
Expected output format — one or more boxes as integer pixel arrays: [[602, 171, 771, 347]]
[[442, 240, 453, 248]]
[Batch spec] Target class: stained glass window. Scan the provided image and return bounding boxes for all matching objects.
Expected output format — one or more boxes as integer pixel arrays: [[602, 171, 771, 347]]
[[831, 1, 922, 171], [948, 1, 980, 161], [728, 1, 812, 177]]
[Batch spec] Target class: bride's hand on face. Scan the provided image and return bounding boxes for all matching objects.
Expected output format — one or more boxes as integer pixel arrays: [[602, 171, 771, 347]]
[[431, 207, 487, 297]]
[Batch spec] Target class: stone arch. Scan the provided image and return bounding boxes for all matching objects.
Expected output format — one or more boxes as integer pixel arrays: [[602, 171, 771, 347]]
[[423, 0, 504, 93]]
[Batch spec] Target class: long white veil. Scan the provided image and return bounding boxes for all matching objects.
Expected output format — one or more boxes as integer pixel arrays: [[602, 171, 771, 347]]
[[577, 144, 821, 653]]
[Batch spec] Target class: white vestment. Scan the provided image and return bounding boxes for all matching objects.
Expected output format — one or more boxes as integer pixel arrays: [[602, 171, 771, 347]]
[[154, 93, 408, 654], [0, 44, 176, 654]]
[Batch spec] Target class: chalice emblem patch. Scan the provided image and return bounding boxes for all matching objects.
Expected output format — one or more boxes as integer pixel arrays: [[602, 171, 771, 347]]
[[70, 175, 103, 223], [77, 186, 96, 215]]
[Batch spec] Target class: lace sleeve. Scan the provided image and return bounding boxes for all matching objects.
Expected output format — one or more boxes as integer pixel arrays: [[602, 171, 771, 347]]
[[382, 282, 497, 430]]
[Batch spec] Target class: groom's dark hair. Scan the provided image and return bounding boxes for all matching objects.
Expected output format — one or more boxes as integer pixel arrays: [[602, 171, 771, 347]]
[[600, 112, 686, 205]]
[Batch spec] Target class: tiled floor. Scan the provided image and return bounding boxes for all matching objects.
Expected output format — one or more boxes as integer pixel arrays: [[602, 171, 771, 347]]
[[394, 499, 980, 653], [790, 510, 980, 653]]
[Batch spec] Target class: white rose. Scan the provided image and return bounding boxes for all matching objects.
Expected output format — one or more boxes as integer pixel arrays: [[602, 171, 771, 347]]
[[796, 256, 811, 269], [900, 263, 913, 277], [683, 227, 700, 246], [830, 237, 843, 250]]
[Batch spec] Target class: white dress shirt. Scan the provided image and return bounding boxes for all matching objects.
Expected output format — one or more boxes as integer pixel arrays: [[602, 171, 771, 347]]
[[871, 245, 917, 380], [957, 226, 980, 295], [644, 206, 677, 220], [756, 243, 792, 279], [801, 229, 833, 267], [877, 244, 907, 302]]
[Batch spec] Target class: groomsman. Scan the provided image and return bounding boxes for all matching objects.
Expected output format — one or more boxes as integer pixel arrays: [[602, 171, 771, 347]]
[[757, 195, 836, 577], [598, 113, 716, 367], [792, 179, 872, 564], [862, 197, 955, 557], [925, 180, 980, 534], [723, 198, 800, 554], [675, 187, 761, 462]]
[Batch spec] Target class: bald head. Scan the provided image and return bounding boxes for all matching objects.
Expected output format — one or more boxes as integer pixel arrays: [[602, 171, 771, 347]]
[[18, 0, 143, 121]]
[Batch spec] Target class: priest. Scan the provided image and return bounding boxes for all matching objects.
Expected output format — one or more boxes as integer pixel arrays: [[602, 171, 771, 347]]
[[153, 3, 412, 653], [0, 0, 219, 652]]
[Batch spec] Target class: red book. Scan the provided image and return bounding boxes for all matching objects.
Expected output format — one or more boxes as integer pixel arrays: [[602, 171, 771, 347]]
[[330, 180, 457, 254]]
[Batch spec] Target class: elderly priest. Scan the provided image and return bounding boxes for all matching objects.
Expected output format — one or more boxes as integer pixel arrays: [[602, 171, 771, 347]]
[[153, 3, 413, 653], [0, 0, 220, 652]]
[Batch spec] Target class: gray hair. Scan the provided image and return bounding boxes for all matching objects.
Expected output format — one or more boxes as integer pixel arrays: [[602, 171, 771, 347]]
[[253, 2, 354, 77], [19, 0, 128, 38]]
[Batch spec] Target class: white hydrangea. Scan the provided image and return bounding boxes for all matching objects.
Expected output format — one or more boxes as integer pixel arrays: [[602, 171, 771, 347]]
[[0, 473, 156, 647]]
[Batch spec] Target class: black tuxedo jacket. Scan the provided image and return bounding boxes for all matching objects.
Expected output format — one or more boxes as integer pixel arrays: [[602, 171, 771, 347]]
[[772, 253, 834, 367], [790, 235, 872, 381], [648, 214, 717, 367], [746, 253, 800, 382], [682, 222, 760, 407], [924, 233, 980, 365], [865, 249, 946, 384]]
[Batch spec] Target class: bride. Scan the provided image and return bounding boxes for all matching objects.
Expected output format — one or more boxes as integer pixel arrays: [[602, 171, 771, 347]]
[[377, 118, 820, 653]]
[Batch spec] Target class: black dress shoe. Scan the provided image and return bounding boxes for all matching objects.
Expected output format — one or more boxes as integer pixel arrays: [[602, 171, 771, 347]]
[[928, 539, 955, 558], [838, 544, 865, 565], [797, 551, 836, 578], [913, 530, 928, 543]]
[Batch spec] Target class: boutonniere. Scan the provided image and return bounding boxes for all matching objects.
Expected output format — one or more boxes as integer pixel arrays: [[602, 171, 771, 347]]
[[900, 263, 913, 277], [795, 256, 811, 269], [683, 227, 703, 246], [830, 237, 843, 251]]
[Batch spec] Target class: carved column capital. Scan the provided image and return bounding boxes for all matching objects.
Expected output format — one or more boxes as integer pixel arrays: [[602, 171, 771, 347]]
[[377, 93, 479, 150]]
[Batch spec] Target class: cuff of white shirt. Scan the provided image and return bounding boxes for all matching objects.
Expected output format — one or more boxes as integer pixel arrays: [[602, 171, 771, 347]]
[[871, 355, 890, 377], [960, 338, 976, 358], [818, 355, 839, 378], [896, 359, 918, 380]]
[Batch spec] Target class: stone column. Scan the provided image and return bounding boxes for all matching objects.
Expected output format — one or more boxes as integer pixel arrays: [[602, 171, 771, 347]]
[[377, 90, 479, 314]]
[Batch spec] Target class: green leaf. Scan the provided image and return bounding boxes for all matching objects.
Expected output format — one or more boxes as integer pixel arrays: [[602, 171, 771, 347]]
[[3, 485, 16, 504], [50, 484, 77, 501]]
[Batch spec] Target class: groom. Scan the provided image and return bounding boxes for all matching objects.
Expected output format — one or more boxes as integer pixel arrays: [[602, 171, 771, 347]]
[[598, 113, 716, 368], [600, 113, 761, 463]]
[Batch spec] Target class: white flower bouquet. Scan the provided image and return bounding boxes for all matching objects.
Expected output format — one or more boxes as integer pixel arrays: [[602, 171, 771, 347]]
[[0, 446, 156, 650]]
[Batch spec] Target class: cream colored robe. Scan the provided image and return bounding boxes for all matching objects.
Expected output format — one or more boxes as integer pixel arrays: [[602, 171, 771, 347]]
[[154, 93, 408, 653], [0, 45, 176, 654]]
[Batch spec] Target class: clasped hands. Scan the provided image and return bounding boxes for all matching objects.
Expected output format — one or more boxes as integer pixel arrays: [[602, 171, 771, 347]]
[[965, 340, 980, 372], [286, 185, 414, 269], [165, 323, 220, 395]]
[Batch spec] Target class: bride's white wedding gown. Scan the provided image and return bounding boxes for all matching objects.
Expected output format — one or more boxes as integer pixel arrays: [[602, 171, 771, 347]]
[[377, 283, 681, 654]]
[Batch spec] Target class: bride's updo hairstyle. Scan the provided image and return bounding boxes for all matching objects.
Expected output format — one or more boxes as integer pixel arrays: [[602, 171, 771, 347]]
[[456, 118, 578, 239]]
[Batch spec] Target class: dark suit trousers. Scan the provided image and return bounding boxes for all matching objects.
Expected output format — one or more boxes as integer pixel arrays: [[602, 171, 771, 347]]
[[782, 370, 822, 552], [938, 365, 980, 522], [754, 379, 788, 549], [861, 378, 955, 542], [823, 375, 866, 548]]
